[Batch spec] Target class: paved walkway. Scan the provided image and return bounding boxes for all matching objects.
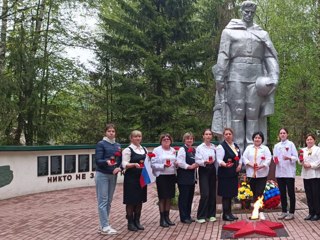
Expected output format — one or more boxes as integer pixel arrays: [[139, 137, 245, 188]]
[[0, 176, 319, 240]]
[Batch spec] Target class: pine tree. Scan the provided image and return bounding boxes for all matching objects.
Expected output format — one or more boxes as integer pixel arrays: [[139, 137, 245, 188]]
[[95, 0, 225, 142]]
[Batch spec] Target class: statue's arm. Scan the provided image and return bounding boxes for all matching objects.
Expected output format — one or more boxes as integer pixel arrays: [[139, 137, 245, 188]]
[[264, 52, 279, 84], [213, 30, 231, 84], [263, 33, 279, 84]]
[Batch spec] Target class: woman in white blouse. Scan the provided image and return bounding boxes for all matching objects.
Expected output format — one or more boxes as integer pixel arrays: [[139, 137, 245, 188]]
[[243, 131, 271, 202], [273, 128, 298, 220], [194, 129, 217, 223], [298, 133, 320, 221], [176, 132, 199, 224], [122, 130, 148, 231], [151, 133, 177, 227]]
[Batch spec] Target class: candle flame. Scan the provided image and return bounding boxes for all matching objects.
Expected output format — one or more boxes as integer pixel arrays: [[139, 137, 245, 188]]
[[251, 196, 264, 220]]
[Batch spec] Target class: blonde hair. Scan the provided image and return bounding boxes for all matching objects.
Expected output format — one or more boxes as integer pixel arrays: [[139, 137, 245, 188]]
[[130, 130, 142, 139], [183, 132, 194, 142]]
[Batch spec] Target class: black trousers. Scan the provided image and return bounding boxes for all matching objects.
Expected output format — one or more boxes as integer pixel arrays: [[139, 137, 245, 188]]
[[248, 177, 267, 202], [197, 167, 216, 219], [222, 197, 232, 215], [277, 177, 295, 214], [178, 184, 195, 221], [304, 178, 320, 215]]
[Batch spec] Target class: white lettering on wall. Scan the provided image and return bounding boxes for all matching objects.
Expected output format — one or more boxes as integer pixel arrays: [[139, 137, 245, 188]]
[[47, 173, 94, 183]]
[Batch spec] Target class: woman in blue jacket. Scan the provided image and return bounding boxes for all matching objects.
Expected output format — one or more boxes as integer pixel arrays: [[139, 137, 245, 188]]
[[95, 123, 122, 235]]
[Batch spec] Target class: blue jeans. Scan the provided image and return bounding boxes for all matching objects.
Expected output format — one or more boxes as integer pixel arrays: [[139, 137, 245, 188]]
[[95, 171, 117, 228]]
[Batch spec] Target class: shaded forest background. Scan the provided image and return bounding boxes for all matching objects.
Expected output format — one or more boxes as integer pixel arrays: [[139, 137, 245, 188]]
[[0, 0, 319, 146]]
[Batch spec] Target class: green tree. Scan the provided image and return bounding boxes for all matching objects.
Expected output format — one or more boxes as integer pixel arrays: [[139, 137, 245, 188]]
[[94, 0, 234, 142], [0, 0, 93, 145], [255, 0, 320, 146]]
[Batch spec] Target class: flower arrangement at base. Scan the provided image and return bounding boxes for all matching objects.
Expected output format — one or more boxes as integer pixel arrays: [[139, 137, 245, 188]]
[[238, 181, 253, 209], [238, 181, 253, 200], [263, 180, 281, 209], [237, 180, 253, 209]]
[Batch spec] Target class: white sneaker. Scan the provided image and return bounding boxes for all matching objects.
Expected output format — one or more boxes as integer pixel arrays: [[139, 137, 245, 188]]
[[100, 226, 117, 235], [284, 213, 294, 220], [278, 212, 288, 220], [196, 219, 206, 224]]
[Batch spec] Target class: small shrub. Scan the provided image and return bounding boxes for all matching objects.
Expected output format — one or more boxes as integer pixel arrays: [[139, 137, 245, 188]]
[[296, 164, 302, 176]]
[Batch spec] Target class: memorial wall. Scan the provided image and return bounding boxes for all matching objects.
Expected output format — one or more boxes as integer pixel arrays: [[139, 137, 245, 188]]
[[0, 145, 125, 200], [0, 143, 205, 200]]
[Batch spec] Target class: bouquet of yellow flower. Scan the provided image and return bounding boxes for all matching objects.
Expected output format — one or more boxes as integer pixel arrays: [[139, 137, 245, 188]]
[[237, 181, 253, 201]]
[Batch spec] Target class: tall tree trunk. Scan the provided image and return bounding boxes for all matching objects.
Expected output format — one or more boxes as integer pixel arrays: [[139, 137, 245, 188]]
[[24, 0, 47, 145], [38, 0, 53, 144], [0, 0, 8, 71]]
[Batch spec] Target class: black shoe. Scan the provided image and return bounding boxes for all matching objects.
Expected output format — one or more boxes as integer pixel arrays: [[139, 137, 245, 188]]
[[311, 215, 320, 221], [128, 222, 138, 231], [160, 213, 169, 227], [134, 214, 145, 230], [128, 223, 138, 231], [160, 220, 169, 227], [222, 214, 234, 221], [128, 216, 138, 231], [181, 219, 192, 224], [134, 221, 145, 230], [164, 211, 175, 226], [230, 214, 238, 220], [189, 218, 195, 222], [304, 214, 314, 220]]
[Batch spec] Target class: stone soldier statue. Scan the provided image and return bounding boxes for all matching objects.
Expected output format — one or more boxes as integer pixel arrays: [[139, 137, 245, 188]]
[[212, 1, 279, 151]]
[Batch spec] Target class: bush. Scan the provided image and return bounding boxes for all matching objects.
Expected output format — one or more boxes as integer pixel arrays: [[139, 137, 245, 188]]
[[296, 164, 302, 176]]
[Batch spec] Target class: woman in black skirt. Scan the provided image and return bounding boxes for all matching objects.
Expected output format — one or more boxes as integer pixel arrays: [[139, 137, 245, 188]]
[[151, 133, 177, 227], [216, 128, 242, 221], [122, 130, 148, 231]]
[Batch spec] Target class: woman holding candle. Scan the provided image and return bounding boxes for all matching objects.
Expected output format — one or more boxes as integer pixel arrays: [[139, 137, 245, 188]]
[[151, 133, 177, 227], [95, 123, 122, 235], [176, 132, 199, 224], [273, 128, 298, 220], [194, 129, 217, 223], [298, 134, 320, 221], [122, 130, 148, 231], [243, 131, 272, 203], [216, 128, 242, 221]]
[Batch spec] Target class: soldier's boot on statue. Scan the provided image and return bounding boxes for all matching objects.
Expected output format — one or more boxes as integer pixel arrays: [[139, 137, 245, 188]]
[[231, 120, 245, 152], [246, 120, 259, 145]]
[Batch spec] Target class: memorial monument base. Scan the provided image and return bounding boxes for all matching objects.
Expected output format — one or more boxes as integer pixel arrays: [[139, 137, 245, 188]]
[[222, 219, 286, 238]]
